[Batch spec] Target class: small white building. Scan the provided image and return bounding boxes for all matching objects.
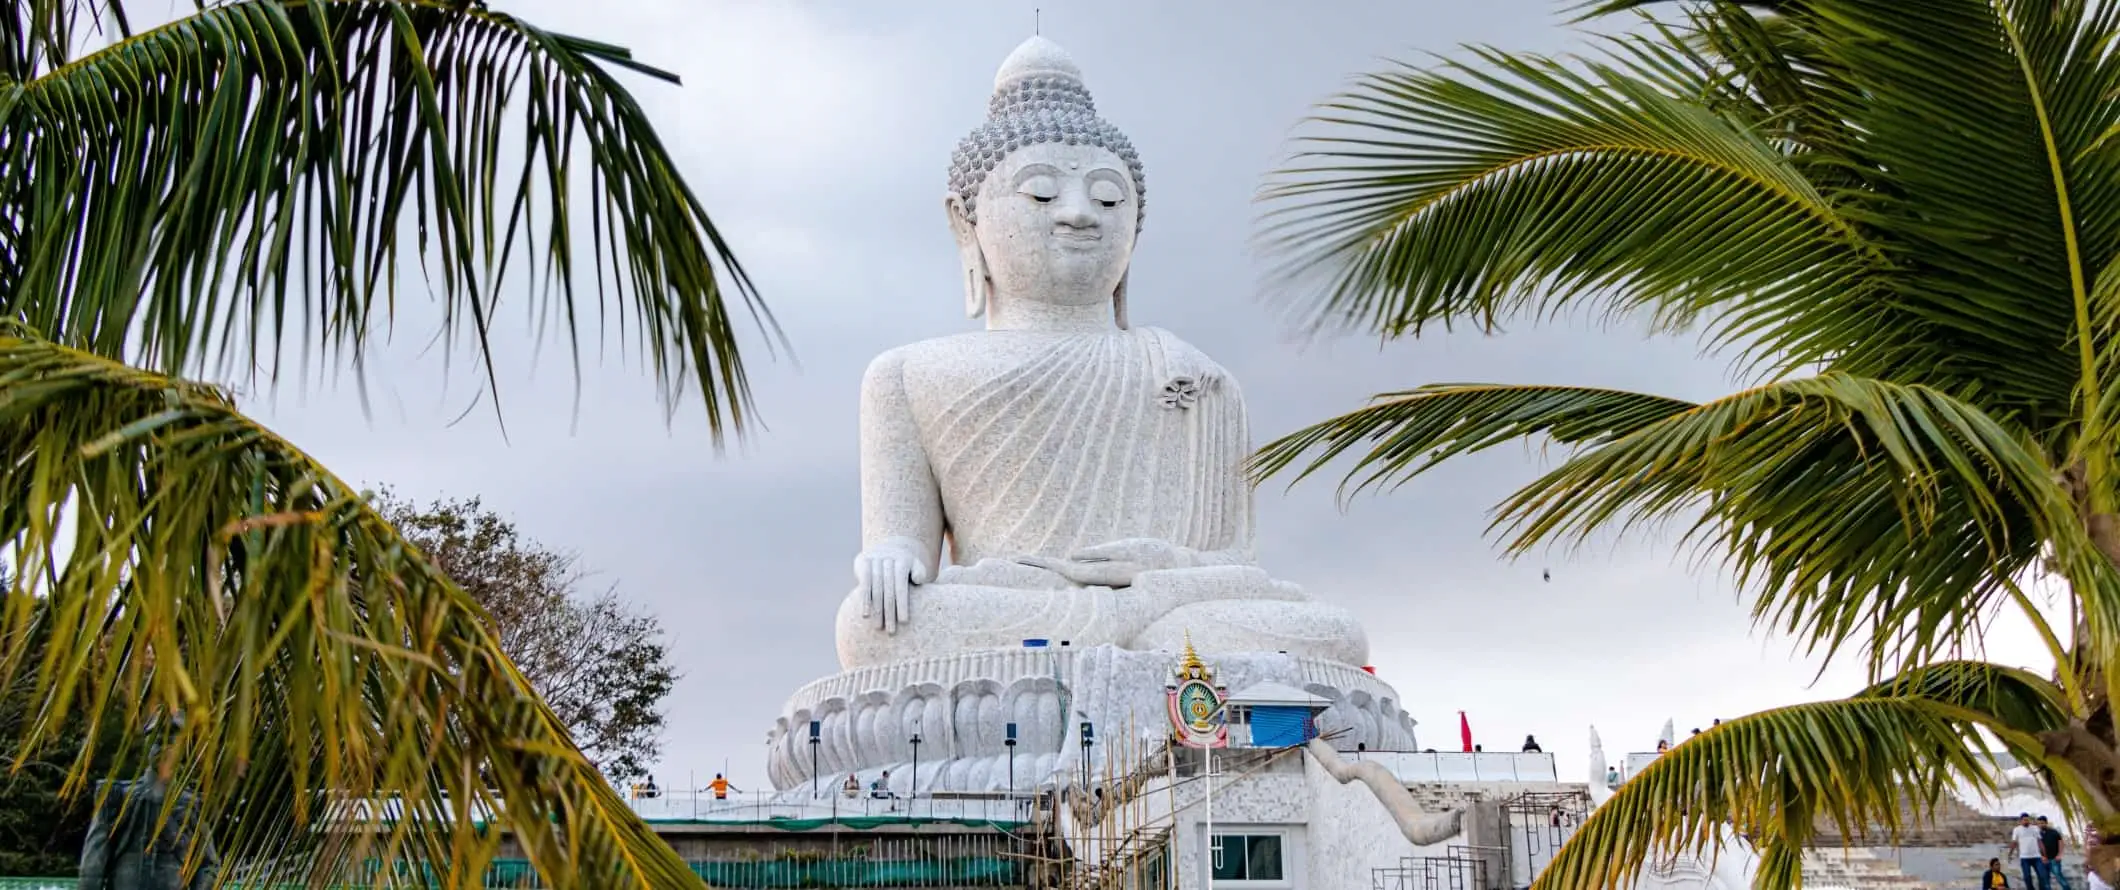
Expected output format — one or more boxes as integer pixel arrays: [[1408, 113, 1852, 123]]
[[1055, 647, 1587, 890]]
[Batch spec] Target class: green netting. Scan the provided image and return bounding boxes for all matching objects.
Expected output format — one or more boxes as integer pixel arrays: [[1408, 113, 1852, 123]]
[[0, 853, 1024, 889], [689, 857, 1018, 888]]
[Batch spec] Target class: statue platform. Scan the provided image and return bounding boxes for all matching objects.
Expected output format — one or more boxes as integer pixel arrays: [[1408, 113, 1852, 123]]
[[764, 644, 1416, 794]]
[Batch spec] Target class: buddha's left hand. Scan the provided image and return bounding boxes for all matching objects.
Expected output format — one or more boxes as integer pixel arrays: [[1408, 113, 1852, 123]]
[[1022, 538, 1194, 588]]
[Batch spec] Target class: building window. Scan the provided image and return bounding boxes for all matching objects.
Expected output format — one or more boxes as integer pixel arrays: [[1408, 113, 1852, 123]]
[[1210, 833, 1285, 883]]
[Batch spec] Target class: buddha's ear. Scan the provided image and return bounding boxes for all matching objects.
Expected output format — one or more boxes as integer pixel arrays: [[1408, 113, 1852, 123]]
[[945, 194, 990, 319], [1112, 272, 1130, 330]]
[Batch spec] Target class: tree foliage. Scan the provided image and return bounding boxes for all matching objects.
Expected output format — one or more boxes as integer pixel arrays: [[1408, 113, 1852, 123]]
[[376, 492, 678, 783], [0, 0, 769, 886], [1255, 0, 2120, 886], [0, 565, 111, 877]]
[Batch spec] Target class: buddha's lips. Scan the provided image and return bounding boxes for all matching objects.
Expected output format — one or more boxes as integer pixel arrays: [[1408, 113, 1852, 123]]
[[1052, 230, 1101, 243]]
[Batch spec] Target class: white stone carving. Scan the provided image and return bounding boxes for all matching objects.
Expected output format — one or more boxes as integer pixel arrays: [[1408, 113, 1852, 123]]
[[772, 35, 1388, 795], [766, 645, 1414, 793], [839, 33, 1369, 672], [1305, 739, 1465, 846]]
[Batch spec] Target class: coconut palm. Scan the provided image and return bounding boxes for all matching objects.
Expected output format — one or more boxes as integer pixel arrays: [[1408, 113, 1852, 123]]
[[1254, 0, 2120, 886], [0, 0, 767, 886]]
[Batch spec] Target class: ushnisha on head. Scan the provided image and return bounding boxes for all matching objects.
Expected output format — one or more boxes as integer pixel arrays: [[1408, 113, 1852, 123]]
[[946, 36, 1147, 327]]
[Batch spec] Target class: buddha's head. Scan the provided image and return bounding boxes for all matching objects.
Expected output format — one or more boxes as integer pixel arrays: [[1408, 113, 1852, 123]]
[[947, 37, 1146, 327]]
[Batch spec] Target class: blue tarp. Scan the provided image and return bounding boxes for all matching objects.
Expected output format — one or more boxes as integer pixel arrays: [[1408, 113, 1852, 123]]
[[1250, 706, 1314, 747]]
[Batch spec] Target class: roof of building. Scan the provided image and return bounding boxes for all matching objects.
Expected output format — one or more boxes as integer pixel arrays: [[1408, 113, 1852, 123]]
[[1225, 682, 1332, 708]]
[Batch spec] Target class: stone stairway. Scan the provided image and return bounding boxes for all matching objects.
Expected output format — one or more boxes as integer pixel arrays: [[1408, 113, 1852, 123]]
[[1804, 847, 1933, 890], [1789, 790, 2086, 890], [1810, 793, 2021, 847], [1886, 846, 2087, 890]]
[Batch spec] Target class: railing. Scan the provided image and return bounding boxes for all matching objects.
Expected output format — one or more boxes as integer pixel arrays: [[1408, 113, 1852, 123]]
[[1346, 750, 1558, 784], [1371, 846, 1503, 890], [1500, 789, 1592, 889], [622, 787, 1042, 825]]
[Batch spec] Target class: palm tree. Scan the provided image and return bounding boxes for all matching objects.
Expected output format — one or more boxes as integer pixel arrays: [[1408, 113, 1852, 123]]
[[0, 0, 768, 886], [1254, 0, 2120, 886]]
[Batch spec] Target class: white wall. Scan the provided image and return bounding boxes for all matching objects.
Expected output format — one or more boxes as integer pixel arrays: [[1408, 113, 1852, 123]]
[[1302, 754, 1430, 890]]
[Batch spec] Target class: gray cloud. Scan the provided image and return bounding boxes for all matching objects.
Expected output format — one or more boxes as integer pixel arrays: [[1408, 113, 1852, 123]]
[[246, 0, 2050, 789]]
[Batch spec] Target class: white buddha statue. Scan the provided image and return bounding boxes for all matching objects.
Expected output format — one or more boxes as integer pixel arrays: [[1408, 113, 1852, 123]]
[[836, 36, 1368, 671]]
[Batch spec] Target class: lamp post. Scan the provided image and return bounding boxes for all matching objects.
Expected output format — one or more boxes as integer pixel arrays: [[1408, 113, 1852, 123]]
[[1004, 722, 1018, 792], [1079, 720, 1095, 785], [808, 720, 822, 799], [1201, 701, 1229, 890], [909, 729, 923, 815]]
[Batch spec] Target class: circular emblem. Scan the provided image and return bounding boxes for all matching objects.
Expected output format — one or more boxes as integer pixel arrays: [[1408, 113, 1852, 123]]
[[1177, 680, 1219, 733]]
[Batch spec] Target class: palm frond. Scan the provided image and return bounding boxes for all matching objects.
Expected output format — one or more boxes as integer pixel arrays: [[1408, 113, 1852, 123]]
[[1255, 35, 1874, 369], [0, 325, 700, 888], [1793, 0, 2120, 437], [1518, 375, 2075, 670], [0, 0, 132, 81], [1260, 374, 2074, 671], [1538, 665, 2071, 890], [1250, 382, 1697, 498], [1, 0, 772, 435]]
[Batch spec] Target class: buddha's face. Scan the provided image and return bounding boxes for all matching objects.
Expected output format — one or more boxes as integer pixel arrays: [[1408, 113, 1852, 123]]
[[967, 142, 1137, 309]]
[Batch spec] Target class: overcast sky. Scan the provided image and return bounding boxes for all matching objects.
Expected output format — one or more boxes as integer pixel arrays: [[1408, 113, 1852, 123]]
[[240, 0, 2055, 790]]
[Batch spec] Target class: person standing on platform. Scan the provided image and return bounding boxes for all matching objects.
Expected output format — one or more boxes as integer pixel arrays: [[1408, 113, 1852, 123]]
[[2039, 816, 2073, 890], [708, 773, 736, 801], [2015, 814, 2049, 890]]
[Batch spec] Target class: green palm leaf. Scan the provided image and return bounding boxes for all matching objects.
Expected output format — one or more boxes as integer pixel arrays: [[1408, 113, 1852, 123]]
[[2, 0, 773, 431], [1540, 662, 2074, 890], [1261, 0, 2120, 883], [1255, 36, 1874, 369], [1250, 382, 1697, 498], [0, 0, 773, 885], [1791, 0, 2120, 434], [1266, 373, 2089, 681], [0, 324, 699, 887]]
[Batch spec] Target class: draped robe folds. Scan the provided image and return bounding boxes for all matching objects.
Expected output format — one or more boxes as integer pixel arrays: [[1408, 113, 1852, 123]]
[[913, 326, 1250, 567], [837, 326, 1370, 670]]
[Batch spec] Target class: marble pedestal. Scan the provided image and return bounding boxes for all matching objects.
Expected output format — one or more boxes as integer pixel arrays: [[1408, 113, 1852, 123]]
[[765, 644, 1417, 794]]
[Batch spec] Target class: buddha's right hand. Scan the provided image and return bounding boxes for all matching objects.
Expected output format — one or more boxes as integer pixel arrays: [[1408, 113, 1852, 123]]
[[853, 538, 931, 635]]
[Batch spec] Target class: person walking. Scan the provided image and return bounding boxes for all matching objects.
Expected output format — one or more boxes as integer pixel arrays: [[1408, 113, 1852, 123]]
[[2016, 815, 2050, 890], [1985, 858, 2013, 889], [2039, 816, 2074, 890]]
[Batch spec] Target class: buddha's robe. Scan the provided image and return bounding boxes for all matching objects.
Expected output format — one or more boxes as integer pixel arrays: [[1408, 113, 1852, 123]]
[[917, 326, 1248, 565], [837, 326, 1368, 669]]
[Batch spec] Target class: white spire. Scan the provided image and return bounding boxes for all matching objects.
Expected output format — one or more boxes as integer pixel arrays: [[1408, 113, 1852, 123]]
[[994, 35, 1082, 91]]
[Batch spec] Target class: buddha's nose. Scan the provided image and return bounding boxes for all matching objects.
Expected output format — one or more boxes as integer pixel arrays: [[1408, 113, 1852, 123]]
[[1053, 194, 1098, 229]]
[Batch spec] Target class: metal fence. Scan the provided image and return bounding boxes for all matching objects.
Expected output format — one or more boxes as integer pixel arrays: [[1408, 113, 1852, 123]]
[[1350, 750, 1558, 784], [622, 788, 1041, 825]]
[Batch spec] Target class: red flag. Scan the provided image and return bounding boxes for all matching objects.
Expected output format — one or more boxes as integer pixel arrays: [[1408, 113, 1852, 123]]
[[1459, 711, 1473, 752]]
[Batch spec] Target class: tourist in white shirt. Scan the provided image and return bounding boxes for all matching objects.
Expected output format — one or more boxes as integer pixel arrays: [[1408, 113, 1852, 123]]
[[2018, 814, 2052, 890]]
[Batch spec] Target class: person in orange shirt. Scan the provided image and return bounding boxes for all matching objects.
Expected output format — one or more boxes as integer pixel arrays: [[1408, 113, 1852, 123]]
[[708, 774, 737, 800]]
